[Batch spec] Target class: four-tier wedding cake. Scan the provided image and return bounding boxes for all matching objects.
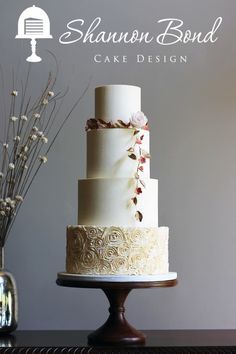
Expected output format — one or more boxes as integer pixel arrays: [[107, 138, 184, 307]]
[[65, 85, 170, 276]]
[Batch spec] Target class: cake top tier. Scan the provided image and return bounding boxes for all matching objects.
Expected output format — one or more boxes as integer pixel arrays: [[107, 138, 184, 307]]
[[95, 85, 141, 124]]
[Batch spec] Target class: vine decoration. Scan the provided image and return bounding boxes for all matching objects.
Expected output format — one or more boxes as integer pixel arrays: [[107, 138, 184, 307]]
[[127, 129, 151, 222]]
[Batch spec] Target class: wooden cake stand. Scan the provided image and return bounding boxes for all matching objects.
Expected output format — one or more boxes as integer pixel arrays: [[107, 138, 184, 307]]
[[56, 272, 177, 345]]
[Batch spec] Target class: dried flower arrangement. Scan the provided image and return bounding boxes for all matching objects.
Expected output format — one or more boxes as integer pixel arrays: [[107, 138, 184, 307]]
[[0, 64, 88, 247], [85, 111, 150, 222]]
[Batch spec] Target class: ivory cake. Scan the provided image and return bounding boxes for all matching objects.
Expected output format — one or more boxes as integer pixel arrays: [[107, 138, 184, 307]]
[[66, 85, 169, 276]]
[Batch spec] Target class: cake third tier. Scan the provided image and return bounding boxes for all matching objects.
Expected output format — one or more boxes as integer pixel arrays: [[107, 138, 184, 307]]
[[78, 177, 158, 227]]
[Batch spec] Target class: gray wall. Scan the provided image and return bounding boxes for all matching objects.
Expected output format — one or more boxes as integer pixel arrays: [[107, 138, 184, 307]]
[[0, 0, 236, 329]]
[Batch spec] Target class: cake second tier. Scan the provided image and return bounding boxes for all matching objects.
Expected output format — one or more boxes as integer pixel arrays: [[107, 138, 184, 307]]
[[78, 178, 158, 227], [87, 128, 150, 178]]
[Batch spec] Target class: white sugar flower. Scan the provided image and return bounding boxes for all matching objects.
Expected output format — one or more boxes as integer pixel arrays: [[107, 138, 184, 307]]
[[32, 126, 38, 132], [15, 195, 23, 202], [30, 134, 37, 141], [13, 136, 20, 142], [9, 163, 15, 170], [10, 116, 18, 122], [41, 136, 48, 144], [3, 143, 8, 149], [11, 90, 18, 96], [0, 210, 5, 216], [39, 155, 48, 164], [34, 113, 40, 118], [24, 165, 28, 169], [23, 145, 29, 153], [43, 98, 48, 105], [130, 111, 148, 128], [5, 198, 11, 204], [20, 115, 28, 122], [48, 91, 54, 97]]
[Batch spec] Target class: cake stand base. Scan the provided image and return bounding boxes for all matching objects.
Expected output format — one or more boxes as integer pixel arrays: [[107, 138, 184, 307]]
[[56, 272, 177, 346], [88, 288, 145, 345]]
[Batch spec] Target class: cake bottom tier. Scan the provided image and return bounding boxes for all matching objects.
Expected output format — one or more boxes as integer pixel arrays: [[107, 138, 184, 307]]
[[66, 225, 169, 275]]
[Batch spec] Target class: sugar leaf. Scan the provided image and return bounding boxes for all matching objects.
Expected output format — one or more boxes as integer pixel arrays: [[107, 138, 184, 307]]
[[133, 130, 140, 136], [128, 153, 137, 160], [135, 210, 143, 222], [131, 196, 137, 205]]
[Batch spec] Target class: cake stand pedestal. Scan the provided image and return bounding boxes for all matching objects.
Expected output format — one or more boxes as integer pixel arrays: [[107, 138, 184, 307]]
[[56, 272, 177, 346]]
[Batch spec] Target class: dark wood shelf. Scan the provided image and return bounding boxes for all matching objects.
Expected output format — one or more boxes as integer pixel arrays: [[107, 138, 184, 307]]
[[1, 330, 236, 353]]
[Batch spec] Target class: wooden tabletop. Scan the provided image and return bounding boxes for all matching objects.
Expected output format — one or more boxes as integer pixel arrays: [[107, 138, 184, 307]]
[[2, 330, 236, 352]]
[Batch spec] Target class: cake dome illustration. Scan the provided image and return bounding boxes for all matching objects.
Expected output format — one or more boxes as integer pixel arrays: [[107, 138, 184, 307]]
[[15, 5, 52, 62]]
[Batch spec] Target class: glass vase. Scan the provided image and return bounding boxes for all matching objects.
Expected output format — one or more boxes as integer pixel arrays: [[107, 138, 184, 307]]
[[0, 246, 18, 333]]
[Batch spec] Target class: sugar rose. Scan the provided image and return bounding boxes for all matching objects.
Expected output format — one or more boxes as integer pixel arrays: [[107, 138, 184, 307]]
[[130, 111, 148, 128]]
